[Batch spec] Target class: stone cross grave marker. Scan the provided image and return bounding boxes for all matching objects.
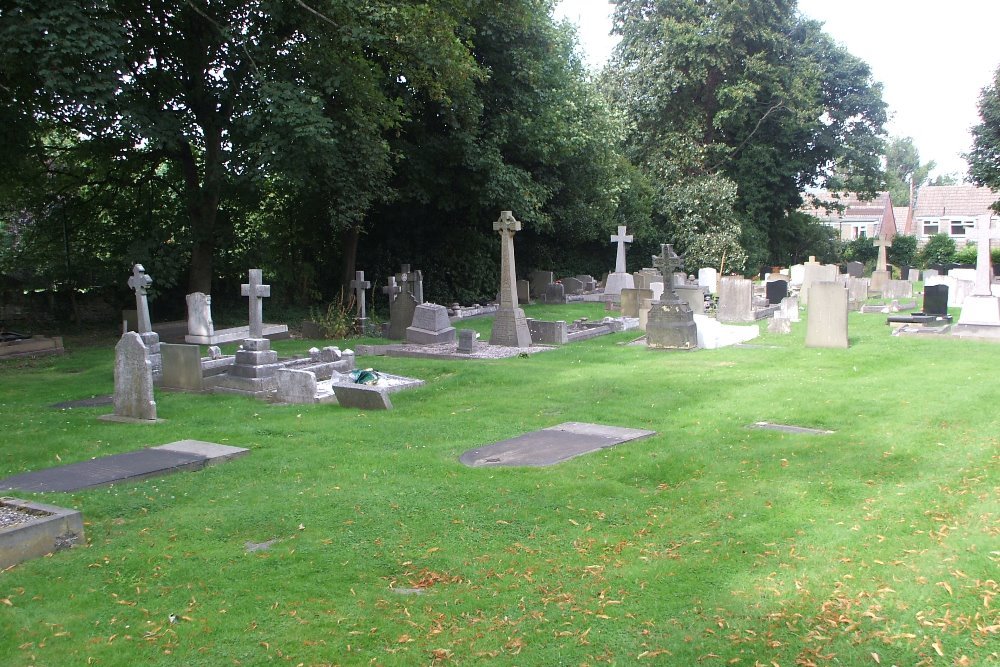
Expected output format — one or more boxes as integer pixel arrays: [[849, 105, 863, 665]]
[[873, 237, 892, 272], [611, 226, 633, 273], [489, 211, 531, 347], [652, 244, 683, 299], [128, 264, 153, 333], [972, 214, 1000, 295], [382, 276, 400, 303], [350, 270, 371, 323], [241, 269, 271, 339]]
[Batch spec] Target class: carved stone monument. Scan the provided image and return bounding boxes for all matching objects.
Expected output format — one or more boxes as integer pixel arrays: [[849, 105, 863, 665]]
[[488, 211, 531, 347], [127, 264, 161, 377], [603, 226, 635, 296], [957, 214, 1000, 326], [645, 244, 698, 350]]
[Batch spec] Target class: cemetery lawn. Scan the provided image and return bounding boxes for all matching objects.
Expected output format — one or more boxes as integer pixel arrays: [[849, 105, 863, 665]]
[[1, 305, 997, 666]]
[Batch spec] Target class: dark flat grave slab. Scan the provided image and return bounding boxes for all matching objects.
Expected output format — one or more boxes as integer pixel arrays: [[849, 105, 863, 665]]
[[0, 440, 249, 492], [51, 395, 114, 409], [460, 422, 656, 467], [749, 422, 834, 436]]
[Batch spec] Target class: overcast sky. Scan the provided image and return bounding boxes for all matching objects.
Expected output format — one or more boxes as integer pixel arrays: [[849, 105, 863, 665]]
[[554, 0, 1000, 181]]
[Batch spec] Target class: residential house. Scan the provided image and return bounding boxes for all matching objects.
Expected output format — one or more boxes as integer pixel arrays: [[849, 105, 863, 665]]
[[802, 191, 898, 241], [910, 184, 998, 246]]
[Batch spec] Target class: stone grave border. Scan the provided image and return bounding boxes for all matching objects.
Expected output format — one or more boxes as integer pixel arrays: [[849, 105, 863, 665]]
[[0, 497, 85, 570]]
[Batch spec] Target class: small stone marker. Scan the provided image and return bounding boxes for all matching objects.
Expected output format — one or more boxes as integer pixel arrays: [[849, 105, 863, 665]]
[[457, 328, 477, 354], [459, 422, 656, 467], [104, 332, 157, 423], [241, 269, 271, 340], [767, 316, 791, 334]]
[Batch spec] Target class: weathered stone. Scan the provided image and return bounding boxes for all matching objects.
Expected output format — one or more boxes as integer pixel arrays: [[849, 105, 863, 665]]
[[457, 328, 477, 354], [717, 276, 754, 323], [160, 343, 202, 391], [110, 332, 157, 421], [333, 384, 393, 410], [406, 303, 456, 345], [805, 282, 849, 349], [488, 211, 532, 348]]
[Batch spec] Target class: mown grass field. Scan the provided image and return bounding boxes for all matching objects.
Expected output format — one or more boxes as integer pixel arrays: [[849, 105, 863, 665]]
[[0, 302, 997, 666]]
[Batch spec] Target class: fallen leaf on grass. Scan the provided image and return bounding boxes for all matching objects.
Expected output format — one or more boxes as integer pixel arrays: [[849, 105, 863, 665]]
[[932, 637, 944, 656], [937, 581, 953, 595]]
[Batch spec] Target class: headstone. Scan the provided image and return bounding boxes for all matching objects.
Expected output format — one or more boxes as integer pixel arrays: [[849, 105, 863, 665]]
[[276, 368, 319, 404], [542, 282, 567, 304], [457, 329, 477, 354], [717, 276, 754, 323], [516, 279, 530, 304], [633, 269, 661, 290], [907, 268, 920, 282], [241, 269, 271, 340], [529, 270, 554, 299], [332, 384, 393, 410], [185, 292, 214, 338], [562, 277, 585, 295], [406, 303, 456, 344], [646, 244, 697, 349], [923, 268, 939, 280], [160, 343, 202, 391], [780, 295, 800, 322], [957, 214, 1000, 326], [883, 280, 913, 300], [412, 270, 424, 304], [111, 332, 157, 421], [604, 226, 636, 296], [672, 272, 687, 287], [674, 286, 706, 315], [767, 316, 791, 334], [789, 264, 806, 286], [349, 270, 372, 330], [526, 318, 569, 344], [620, 287, 653, 318], [800, 256, 822, 305], [765, 279, 788, 306], [386, 289, 418, 341], [805, 282, 849, 349], [697, 267, 718, 294], [488, 211, 531, 347], [923, 284, 949, 316], [575, 275, 597, 293], [846, 261, 863, 278], [847, 277, 870, 309]]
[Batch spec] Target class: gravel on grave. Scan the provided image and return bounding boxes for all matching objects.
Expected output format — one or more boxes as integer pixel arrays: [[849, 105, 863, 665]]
[[392, 341, 553, 359], [0, 503, 39, 529]]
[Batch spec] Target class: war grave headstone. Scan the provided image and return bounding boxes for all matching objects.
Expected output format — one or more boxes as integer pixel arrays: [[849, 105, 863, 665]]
[[488, 211, 532, 348], [459, 422, 656, 467], [717, 276, 754, 323], [406, 303, 456, 344], [0, 440, 248, 493], [100, 331, 159, 423], [804, 282, 849, 349], [765, 278, 788, 306], [645, 244, 698, 350], [955, 214, 1000, 329], [604, 226, 636, 296], [530, 270, 555, 299], [698, 267, 718, 294], [542, 281, 567, 304], [126, 264, 162, 378], [620, 287, 653, 318]]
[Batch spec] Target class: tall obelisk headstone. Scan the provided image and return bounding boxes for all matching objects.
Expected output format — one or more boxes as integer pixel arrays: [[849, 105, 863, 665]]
[[488, 211, 531, 347], [127, 263, 162, 377]]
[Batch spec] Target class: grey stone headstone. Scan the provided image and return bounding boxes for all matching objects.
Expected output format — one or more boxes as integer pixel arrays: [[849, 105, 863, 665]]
[[780, 295, 800, 322], [387, 291, 419, 340], [526, 319, 568, 344], [717, 276, 754, 323], [160, 343, 202, 391], [846, 261, 864, 278], [620, 287, 653, 318], [674, 286, 706, 315], [276, 369, 318, 404], [907, 268, 920, 282], [457, 329, 477, 354], [516, 279, 530, 304], [113, 332, 157, 421], [529, 270, 554, 299], [333, 384, 393, 410], [922, 268, 939, 280], [406, 303, 456, 344], [562, 277, 585, 295], [185, 292, 214, 337], [542, 282, 566, 304], [805, 282, 849, 349]]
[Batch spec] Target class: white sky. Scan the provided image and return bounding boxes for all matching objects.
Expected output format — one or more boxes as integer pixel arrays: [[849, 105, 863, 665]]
[[554, 0, 1000, 180]]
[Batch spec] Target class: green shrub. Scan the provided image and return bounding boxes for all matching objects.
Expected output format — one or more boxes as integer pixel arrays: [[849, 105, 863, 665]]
[[918, 233, 957, 266], [953, 244, 978, 265]]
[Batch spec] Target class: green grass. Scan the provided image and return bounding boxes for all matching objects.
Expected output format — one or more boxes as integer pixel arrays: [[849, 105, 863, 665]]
[[0, 303, 997, 666]]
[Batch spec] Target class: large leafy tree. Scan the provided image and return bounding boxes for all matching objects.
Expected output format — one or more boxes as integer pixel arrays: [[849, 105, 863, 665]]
[[886, 136, 934, 206], [604, 0, 886, 272], [968, 64, 1000, 211]]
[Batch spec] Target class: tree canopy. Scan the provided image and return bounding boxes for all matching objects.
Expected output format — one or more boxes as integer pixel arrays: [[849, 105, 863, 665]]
[[968, 63, 1000, 211]]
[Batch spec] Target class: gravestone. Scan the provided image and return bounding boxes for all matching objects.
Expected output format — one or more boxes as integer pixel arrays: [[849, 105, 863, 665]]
[[406, 303, 456, 344], [870, 237, 892, 292], [847, 277, 870, 309], [633, 269, 661, 290], [907, 268, 920, 282], [542, 282, 567, 304], [957, 214, 1000, 326], [516, 279, 530, 305], [604, 226, 635, 296], [575, 275, 597, 293], [697, 267, 718, 294], [846, 261, 864, 278], [488, 211, 531, 347], [883, 280, 913, 300], [765, 279, 788, 306], [457, 328, 477, 354], [923, 268, 939, 280], [923, 284, 950, 316], [672, 272, 687, 287], [127, 264, 162, 377], [800, 256, 831, 305], [276, 368, 319, 404], [349, 270, 372, 332], [780, 295, 800, 322], [385, 278, 418, 340], [562, 277, 585, 295], [530, 270, 554, 299], [767, 316, 791, 334], [186, 292, 214, 338], [645, 244, 697, 349], [160, 343, 202, 391], [620, 287, 653, 318], [395, 264, 423, 305], [109, 332, 157, 422], [526, 318, 569, 344], [805, 282, 849, 349], [717, 276, 754, 323], [789, 263, 806, 286], [332, 384, 393, 410], [674, 286, 706, 315], [241, 269, 271, 340]]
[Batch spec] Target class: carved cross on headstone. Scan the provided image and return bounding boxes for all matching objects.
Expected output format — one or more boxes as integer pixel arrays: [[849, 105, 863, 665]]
[[873, 237, 892, 272], [382, 276, 401, 303], [350, 270, 371, 321], [973, 214, 1000, 295], [241, 268, 271, 339], [611, 226, 633, 273], [652, 244, 684, 288], [127, 263, 153, 333]]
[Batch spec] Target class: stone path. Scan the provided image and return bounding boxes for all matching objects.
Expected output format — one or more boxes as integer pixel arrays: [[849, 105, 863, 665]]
[[460, 422, 655, 467], [0, 440, 249, 492]]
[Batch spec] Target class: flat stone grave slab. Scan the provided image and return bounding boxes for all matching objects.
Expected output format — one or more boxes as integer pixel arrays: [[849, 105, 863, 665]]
[[459, 422, 656, 467], [0, 440, 249, 492], [51, 395, 114, 409], [749, 422, 834, 436]]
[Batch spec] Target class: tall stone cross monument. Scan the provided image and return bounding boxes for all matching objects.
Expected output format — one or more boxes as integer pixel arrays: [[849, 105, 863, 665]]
[[652, 244, 684, 300], [871, 236, 892, 293], [488, 211, 531, 347], [350, 270, 372, 332], [604, 226, 636, 296], [957, 214, 1000, 326], [241, 268, 271, 340], [128, 264, 154, 333]]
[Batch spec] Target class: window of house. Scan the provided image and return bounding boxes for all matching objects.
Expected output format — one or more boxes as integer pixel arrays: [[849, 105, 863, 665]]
[[951, 221, 967, 236], [924, 222, 939, 235]]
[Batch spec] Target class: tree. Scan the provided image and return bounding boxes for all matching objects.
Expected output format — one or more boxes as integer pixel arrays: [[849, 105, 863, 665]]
[[888, 234, 918, 267], [918, 233, 957, 267], [604, 0, 886, 273], [967, 63, 1000, 211], [885, 137, 934, 206]]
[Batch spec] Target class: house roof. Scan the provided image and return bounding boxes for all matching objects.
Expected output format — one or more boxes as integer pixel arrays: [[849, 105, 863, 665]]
[[893, 206, 912, 235], [912, 185, 998, 218], [801, 190, 896, 237]]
